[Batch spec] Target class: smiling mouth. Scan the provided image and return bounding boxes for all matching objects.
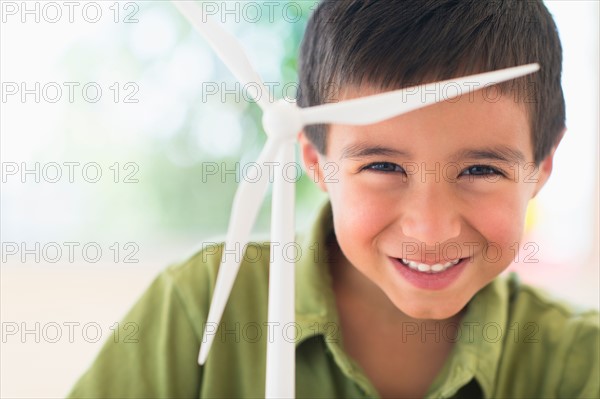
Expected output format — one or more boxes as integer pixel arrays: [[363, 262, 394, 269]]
[[397, 258, 462, 274]]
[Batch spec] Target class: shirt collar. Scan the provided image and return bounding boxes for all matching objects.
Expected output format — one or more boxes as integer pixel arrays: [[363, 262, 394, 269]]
[[294, 197, 516, 399], [424, 274, 514, 399]]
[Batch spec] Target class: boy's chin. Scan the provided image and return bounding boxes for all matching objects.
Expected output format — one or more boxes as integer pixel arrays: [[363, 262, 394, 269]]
[[388, 294, 470, 321]]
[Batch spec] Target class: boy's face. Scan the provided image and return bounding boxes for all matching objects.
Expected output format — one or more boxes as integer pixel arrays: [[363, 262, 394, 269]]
[[299, 88, 557, 320]]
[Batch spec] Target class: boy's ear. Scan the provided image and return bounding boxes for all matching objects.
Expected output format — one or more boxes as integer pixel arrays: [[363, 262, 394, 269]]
[[298, 131, 328, 192], [532, 128, 566, 198]]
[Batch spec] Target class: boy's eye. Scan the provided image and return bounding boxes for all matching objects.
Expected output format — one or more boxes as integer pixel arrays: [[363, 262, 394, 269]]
[[460, 165, 505, 177], [362, 162, 405, 173]]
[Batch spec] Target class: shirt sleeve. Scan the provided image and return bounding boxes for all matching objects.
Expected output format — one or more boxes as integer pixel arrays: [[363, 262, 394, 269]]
[[557, 311, 600, 399], [66, 267, 205, 399]]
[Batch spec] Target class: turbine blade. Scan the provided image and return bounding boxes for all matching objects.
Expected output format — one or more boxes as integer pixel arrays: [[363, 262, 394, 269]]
[[300, 63, 540, 126], [172, 1, 271, 110], [198, 139, 280, 364]]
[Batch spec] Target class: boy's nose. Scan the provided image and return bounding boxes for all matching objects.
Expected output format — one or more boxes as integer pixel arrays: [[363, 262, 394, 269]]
[[399, 185, 461, 245]]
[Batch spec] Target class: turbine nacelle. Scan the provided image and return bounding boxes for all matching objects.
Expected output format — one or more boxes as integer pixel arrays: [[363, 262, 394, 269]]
[[262, 100, 303, 141]]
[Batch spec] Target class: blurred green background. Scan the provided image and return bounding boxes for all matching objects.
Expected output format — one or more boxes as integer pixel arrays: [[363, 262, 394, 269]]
[[2, 1, 327, 249]]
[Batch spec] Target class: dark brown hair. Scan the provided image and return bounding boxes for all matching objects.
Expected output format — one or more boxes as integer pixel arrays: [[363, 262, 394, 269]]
[[297, 0, 565, 164]]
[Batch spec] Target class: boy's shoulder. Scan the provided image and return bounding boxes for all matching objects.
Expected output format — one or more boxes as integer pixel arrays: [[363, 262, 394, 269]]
[[161, 238, 276, 319], [481, 272, 599, 397], [502, 271, 599, 330]]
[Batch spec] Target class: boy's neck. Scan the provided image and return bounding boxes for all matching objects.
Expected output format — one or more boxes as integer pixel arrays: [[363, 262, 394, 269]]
[[327, 233, 467, 398]]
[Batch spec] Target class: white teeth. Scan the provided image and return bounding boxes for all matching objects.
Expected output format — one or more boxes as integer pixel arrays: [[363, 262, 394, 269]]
[[400, 258, 461, 274], [417, 263, 430, 272], [431, 264, 444, 272]]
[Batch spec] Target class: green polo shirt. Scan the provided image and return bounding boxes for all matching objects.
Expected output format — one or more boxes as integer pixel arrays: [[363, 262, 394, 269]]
[[68, 199, 599, 398]]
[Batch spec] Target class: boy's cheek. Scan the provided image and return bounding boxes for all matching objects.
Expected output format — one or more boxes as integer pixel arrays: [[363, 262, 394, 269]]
[[332, 204, 386, 244], [330, 186, 392, 232], [470, 201, 529, 261]]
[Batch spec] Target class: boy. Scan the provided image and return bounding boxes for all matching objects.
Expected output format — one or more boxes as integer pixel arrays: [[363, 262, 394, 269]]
[[69, 0, 599, 398]]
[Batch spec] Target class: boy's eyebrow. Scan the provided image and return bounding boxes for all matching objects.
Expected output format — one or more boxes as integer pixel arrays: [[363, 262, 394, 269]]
[[339, 143, 528, 164], [340, 143, 411, 160], [453, 146, 527, 164]]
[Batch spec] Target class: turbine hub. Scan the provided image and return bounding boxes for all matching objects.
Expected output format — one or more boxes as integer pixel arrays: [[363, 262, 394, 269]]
[[262, 99, 302, 141]]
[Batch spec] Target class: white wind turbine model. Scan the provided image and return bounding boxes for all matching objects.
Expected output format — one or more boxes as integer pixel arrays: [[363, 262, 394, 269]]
[[172, 2, 540, 398]]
